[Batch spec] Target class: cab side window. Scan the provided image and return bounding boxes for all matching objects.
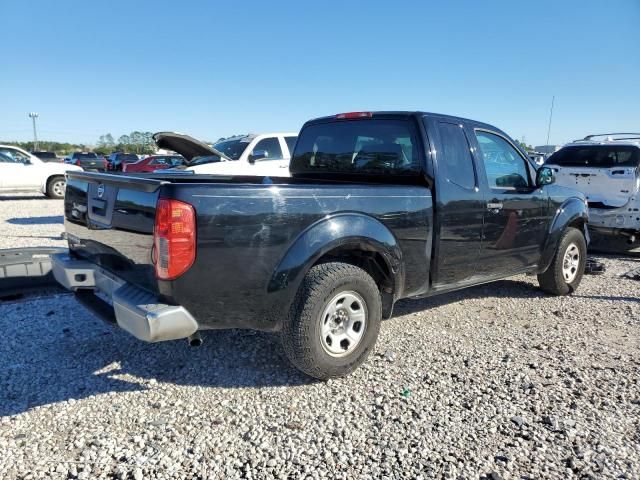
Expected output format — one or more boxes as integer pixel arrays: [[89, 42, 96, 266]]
[[251, 137, 283, 161], [475, 131, 531, 189], [438, 122, 476, 189]]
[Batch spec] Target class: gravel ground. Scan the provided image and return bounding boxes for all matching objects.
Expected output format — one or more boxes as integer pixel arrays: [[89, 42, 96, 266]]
[[0, 195, 65, 248], [0, 197, 639, 479]]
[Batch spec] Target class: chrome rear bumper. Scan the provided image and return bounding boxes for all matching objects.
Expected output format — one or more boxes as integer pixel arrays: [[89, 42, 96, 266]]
[[52, 254, 198, 342]]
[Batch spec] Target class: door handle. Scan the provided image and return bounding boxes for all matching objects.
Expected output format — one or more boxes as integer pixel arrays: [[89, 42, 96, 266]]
[[486, 202, 503, 213]]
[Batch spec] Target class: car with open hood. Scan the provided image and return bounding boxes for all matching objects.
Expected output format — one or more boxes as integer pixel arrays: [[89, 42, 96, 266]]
[[153, 132, 297, 177]]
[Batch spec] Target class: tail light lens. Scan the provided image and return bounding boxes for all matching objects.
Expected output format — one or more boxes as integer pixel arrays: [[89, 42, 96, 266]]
[[75, 159, 81, 166], [153, 198, 196, 280]]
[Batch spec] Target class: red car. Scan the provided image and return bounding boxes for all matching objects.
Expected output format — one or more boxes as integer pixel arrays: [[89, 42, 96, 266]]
[[122, 155, 186, 173]]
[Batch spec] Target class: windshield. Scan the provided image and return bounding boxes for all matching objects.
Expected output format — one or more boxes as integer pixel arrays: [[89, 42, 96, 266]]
[[290, 119, 421, 176], [546, 145, 640, 168], [212, 138, 252, 160]]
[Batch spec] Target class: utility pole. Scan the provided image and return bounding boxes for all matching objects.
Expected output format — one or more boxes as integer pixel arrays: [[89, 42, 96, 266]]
[[28, 112, 39, 151], [545, 96, 555, 146]]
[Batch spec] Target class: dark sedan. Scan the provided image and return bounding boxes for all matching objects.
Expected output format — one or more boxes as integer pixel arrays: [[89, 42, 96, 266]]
[[108, 152, 139, 171], [66, 152, 107, 171]]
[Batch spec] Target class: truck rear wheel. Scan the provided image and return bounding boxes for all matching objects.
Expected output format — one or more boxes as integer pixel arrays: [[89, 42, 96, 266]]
[[537, 227, 586, 295], [46, 176, 66, 199], [282, 262, 382, 379]]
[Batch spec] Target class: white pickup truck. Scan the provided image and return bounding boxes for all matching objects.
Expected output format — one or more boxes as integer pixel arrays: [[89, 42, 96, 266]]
[[0, 145, 82, 198], [154, 132, 297, 177], [545, 133, 640, 250]]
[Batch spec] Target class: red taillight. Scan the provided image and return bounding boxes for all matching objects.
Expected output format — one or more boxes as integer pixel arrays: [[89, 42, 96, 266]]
[[335, 111, 373, 119], [75, 159, 81, 166], [153, 198, 196, 280]]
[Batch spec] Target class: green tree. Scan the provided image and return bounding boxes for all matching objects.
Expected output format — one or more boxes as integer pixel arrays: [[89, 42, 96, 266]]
[[515, 139, 533, 152]]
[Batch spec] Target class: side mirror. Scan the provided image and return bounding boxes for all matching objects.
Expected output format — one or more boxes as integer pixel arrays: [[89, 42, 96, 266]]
[[248, 150, 268, 164], [536, 166, 555, 187], [23, 159, 32, 165]]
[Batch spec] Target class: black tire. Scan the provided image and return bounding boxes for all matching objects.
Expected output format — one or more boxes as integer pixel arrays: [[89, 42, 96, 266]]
[[282, 262, 382, 379], [46, 176, 66, 199], [537, 227, 587, 295]]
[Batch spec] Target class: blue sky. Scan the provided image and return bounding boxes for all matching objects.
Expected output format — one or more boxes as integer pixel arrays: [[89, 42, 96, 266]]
[[1, 0, 638, 146]]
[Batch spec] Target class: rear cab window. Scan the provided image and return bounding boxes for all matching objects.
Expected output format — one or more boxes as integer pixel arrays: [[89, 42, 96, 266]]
[[437, 122, 476, 189], [546, 146, 640, 168], [290, 118, 422, 176]]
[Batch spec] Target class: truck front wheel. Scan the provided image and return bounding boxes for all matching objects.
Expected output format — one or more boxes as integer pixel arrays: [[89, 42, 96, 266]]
[[282, 262, 382, 379], [537, 227, 587, 295]]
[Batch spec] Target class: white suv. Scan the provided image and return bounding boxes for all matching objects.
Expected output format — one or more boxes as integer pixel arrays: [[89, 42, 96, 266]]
[[0, 145, 82, 199], [545, 133, 640, 250], [192, 133, 297, 176]]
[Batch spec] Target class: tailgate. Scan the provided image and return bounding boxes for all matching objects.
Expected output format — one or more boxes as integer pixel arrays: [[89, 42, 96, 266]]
[[80, 158, 102, 169], [552, 166, 638, 207], [64, 172, 165, 293]]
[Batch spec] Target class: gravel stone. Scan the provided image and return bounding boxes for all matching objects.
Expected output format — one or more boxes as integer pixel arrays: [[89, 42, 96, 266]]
[[0, 197, 639, 479]]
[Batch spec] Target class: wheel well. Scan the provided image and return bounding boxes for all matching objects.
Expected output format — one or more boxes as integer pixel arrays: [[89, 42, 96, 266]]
[[313, 246, 396, 318], [568, 218, 585, 232], [45, 174, 64, 188]]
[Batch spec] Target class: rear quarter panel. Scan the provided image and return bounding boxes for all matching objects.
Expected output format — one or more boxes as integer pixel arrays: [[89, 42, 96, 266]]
[[162, 183, 433, 331]]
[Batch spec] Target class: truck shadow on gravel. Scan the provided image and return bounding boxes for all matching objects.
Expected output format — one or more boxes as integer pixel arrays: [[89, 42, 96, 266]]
[[392, 279, 545, 316], [393, 277, 640, 316], [0, 299, 314, 417], [0, 196, 52, 201], [6, 215, 64, 225]]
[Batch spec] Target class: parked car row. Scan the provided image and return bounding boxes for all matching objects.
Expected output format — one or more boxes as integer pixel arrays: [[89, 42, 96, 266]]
[[4, 124, 638, 259]]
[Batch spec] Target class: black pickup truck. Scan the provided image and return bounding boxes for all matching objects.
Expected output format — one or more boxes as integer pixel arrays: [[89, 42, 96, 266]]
[[53, 111, 589, 379]]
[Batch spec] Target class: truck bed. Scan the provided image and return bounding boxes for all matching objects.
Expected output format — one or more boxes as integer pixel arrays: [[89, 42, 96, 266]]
[[63, 171, 433, 331]]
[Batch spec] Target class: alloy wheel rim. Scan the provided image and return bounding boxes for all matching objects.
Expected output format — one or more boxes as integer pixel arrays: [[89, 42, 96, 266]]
[[319, 290, 367, 357], [562, 243, 580, 283], [53, 181, 65, 197]]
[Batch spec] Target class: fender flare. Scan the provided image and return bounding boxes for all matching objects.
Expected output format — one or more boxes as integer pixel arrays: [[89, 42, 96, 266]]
[[538, 196, 589, 273], [268, 213, 403, 299]]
